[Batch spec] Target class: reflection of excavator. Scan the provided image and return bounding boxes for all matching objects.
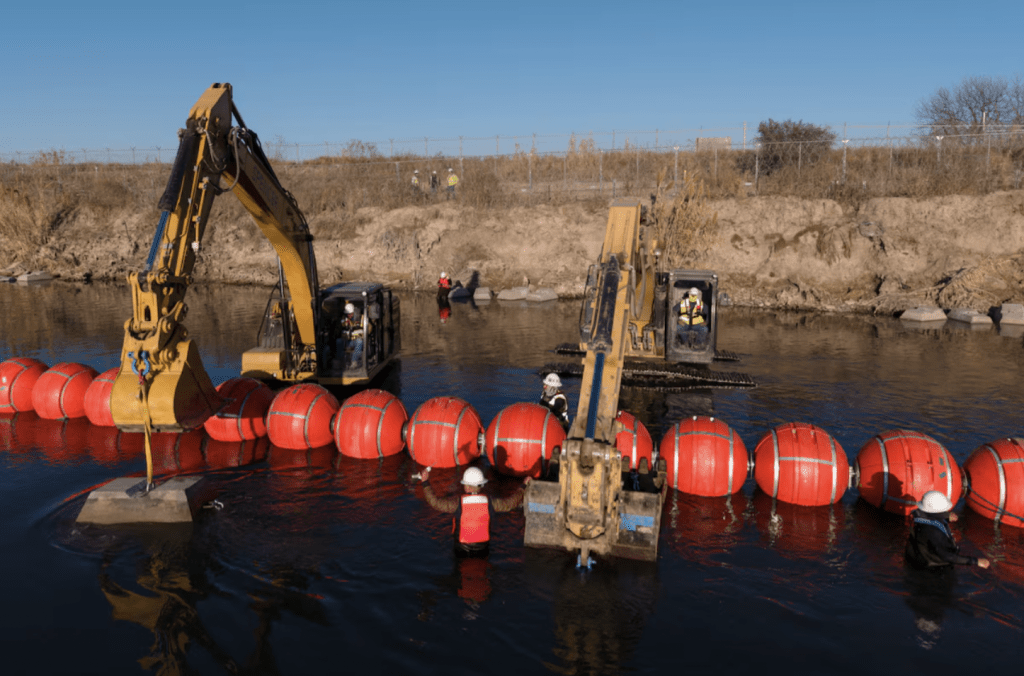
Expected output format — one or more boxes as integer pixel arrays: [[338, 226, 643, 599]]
[[525, 199, 752, 564], [111, 83, 399, 434]]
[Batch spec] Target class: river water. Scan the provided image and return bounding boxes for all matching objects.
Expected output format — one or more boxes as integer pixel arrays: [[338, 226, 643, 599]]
[[2, 281, 1023, 674]]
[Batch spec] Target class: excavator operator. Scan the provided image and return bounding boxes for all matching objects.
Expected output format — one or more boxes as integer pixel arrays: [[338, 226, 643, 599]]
[[676, 287, 708, 348], [343, 303, 366, 369]]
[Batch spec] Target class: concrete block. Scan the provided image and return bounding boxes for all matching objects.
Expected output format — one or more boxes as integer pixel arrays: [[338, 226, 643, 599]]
[[473, 287, 492, 301], [526, 288, 558, 302], [999, 303, 1024, 325], [497, 286, 529, 301], [76, 476, 210, 524], [948, 308, 993, 325], [1000, 324, 1024, 339], [900, 306, 946, 322]]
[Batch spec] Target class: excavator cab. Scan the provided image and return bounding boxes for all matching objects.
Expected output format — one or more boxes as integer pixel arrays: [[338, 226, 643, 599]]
[[665, 270, 719, 365]]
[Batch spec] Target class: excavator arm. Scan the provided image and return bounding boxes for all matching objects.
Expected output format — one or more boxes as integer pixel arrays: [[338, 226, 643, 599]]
[[111, 83, 320, 433], [525, 200, 667, 564]]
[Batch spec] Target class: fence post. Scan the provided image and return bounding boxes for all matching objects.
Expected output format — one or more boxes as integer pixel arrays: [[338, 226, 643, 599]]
[[743, 121, 747, 150], [842, 139, 849, 184], [563, 153, 567, 193], [798, 143, 802, 178], [935, 136, 943, 166], [714, 147, 718, 183], [529, 152, 533, 192], [599, 149, 603, 195], [395, 161, 399, 181], [636, 148, 639, 186], [674, 146, 679, 185], [612, 130, 615, 150], [132, 147, 136, 164], [495, 135, 499, 155], [390, 138, 394, 157], [754, 144, 760, 193]]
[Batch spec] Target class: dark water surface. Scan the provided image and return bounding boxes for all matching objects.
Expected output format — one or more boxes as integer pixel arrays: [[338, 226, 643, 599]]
[[2, 281, 1024, 674]]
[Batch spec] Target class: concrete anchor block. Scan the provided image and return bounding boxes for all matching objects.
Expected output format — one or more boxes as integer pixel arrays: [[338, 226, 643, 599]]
[[947, 308, 993, 325], [999, 303, 1024, 326], [497, 286, 529, 301], [900, 306, 946, 322], [76, 476, 211, 524], [473, 287, 492, 301], [526, 287, 558, 302]]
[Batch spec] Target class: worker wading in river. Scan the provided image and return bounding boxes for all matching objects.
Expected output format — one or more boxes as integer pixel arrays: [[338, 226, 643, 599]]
[[421, 467, 528, 556], [437, 271, 451, 303], [539, 373, 570, 431], [906, 491, 991, 570]]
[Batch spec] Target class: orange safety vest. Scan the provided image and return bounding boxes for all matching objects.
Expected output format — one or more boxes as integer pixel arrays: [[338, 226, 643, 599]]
[[439, 277, 451, 289], [679, 298, 705, 325], [455, 494, 490, 545]]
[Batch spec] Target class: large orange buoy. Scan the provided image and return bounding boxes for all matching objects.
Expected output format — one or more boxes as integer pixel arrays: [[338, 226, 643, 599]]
[[266, 384, 340, 450], [660, 416, 748, 496], [333, 389, 409, 459], [964, 438, 1024, 528], [83, 367, 119, 427], [31, 362, 99, 420], [615, 411, 653, 470], [753, 422, 849, 506], [484, 402, 566, 477], [406, 396, 483, 468], [204, 377, 275, 442], [0, 357, 48, 413], [855, 429, 962, 515]]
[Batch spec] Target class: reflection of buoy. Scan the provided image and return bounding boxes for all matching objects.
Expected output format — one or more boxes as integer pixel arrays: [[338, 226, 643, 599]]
[[83, 367, 119, 427], [964, 438, 1024, 528], [406, 396, 483, 468], [86, 425, 144, 466], [855, 429, 962, 515], [206, 437, 269, 469], [753, 422, 849, 506], [615, 411, 653, 470], [752, 489, 846, 558], [0, 357, 48, 413], [660, 416, 748, 496], [266, 384, 339, 450], [32, 363, 99, 420], [333, 389, 408, 459], [150, 430, 208, 475], [204, 377, 275, 442], [485, 402, 565, 477], [268, 444, 337, 471], [33, 417, 92, 461]]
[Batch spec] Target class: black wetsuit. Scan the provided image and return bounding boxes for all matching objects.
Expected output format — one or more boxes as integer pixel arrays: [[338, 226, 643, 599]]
[[905, 510, 978, 568], [539, 391, 569, 430]]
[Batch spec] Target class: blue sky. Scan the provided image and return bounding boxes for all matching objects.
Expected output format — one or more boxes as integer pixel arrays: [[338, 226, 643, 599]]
[[2, 0, 1021, 156]]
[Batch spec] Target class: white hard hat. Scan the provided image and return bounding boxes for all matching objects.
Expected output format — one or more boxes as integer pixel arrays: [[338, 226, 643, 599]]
[[440, 272, 448, 278], [689, 287, 700, 296], [448, 168, 453, 172], [432, 170, 437, 173], [543, 373, 562, 388], [414, 170, 419, 173], [919, 490, 953, 514], [345, 302, 355, 314], [462, 467, 487, 486]]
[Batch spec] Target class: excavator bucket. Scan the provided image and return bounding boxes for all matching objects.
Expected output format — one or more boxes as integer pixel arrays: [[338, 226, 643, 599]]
[[110, 339, 223, 433]]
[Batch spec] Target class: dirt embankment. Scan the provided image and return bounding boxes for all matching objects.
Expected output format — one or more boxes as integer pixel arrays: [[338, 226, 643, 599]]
[[4, 192, 1024, 315]]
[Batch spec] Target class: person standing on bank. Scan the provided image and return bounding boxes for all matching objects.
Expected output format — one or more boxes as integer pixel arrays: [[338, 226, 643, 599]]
[[447, 168, 459, 199], [430, 170, 439, 195], [539, 373, 570, 431], [906, 490, 990, 569], [421, 467, 529, 556]]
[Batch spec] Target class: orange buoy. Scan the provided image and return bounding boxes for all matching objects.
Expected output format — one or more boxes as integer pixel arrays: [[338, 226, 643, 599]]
[[334, 389, 409, 459], [266, 384, 340, 450], [31, 362, 99, 420], [204, 377, 275, 442], [855, 429, 962, 515], [407, 396, 483, 468], [964, 438, 1024, 528], [83, 367, 119, 427], [753, 422, 849, 506], [660, 416, 748, 496], [0, 357, 48, 413], [485, 402, 566, 477], [615, 411, 653, 470]]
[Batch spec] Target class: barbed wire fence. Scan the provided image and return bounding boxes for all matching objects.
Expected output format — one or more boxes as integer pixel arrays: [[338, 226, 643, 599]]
[[2, 124, 1023, 211]]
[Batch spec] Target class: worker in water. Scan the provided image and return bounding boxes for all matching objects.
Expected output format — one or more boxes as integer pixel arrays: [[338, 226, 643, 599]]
[[677, 287, 708, 347], [343, 302, 365, 368], [420, 466, 529, 556], [539, 373, 570, 431], [437, 271, 452, 302], [447, 168, 459, 199], [906, 490, 990, 570]]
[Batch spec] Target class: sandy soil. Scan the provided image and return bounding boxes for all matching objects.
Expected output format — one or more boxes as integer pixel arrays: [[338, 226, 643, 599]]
[[4, 192, 1024, 315]]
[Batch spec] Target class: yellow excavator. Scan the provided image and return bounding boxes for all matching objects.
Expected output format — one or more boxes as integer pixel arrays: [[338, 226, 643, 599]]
[[525, 199, 753, 564], [111, 83, 399, 435]]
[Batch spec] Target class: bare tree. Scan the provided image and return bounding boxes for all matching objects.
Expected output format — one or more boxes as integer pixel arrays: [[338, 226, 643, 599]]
[[915, 75, 1024, 142]]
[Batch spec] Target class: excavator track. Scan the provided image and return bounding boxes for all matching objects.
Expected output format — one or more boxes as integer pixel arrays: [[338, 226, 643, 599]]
[[541, 360, 756, 390], [554, 342, 741, 363]]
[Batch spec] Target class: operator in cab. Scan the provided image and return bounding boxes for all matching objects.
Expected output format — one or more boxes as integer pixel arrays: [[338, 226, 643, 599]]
[[343, 302, 366, 368], [420, 467, 529, 556], [539, 373, 570, 431], [676, 287, 708, 347], [906, 491, 990, 570]]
